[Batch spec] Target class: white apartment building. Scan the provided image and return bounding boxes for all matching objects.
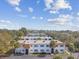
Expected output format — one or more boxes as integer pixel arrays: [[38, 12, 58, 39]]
[[15, 32, 66, 54]]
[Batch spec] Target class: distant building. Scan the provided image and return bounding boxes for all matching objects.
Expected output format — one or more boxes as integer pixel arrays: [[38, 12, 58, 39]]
[[15, 32, 66, 54]]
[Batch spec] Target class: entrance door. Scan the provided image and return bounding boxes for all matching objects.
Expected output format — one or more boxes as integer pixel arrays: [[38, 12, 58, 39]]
[[51, 48, 54, 53], [26, 49, 28, 54]]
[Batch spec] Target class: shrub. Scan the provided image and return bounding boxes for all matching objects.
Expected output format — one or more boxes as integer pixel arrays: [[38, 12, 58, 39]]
[[53, 55, 62, 59], [67, 56, 74, 59]]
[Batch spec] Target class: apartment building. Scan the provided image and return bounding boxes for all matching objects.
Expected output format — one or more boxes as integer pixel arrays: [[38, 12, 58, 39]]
[[15, 32, 66, 54]]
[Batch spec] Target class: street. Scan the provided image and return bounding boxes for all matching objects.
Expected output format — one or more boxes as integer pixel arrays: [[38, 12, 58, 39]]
[[0, 55, 52, 59]]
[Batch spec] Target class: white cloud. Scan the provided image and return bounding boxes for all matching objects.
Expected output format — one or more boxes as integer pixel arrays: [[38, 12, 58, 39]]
[[28, 7, 34, 13], [15, 7, 21, 12], [48, 14, 72, 25], [7, 0, 21, 12], [44, 0, 54, 9], [44, 0, 72, 13], [7, 0, 21, 6], [54, 0, 72, 10], [0, 20, 12, 29], [32, 16, 36, 19], [40, 17, 44, 20], [77, 12, 79, 16], [0, 20, 12, 24], [49, 10, 58, 14]]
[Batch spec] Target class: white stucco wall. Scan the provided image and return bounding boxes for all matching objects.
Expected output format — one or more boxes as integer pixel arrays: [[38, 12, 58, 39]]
[[54, 45, 65, 53], [29, 44, 51, 53], [15, 47, 26, 54]]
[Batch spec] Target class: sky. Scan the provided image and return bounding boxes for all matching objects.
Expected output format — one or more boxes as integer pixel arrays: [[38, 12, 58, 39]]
[[0, 0, 79, 31]]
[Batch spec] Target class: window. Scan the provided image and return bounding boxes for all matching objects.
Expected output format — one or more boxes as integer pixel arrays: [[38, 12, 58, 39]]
[[34, 45, 38, 47], [34, 38, 36, 40], [34, 49, 38, 52], [22, 50, 25, 52], [46, 45, 49, 47], [60, 49, 64, 52], [40, 45, 44, 47], [49, 39, 51, 40], [40, 49, 44, 52], [26, 39, 29, 40], [60, 45, 63, 47], [45, 39, 47, 40], [46, 49, 49, 52]]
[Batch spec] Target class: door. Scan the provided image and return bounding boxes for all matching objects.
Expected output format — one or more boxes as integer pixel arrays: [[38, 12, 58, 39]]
[[26, 49, 28, 54], [51, 48, 54, 53]]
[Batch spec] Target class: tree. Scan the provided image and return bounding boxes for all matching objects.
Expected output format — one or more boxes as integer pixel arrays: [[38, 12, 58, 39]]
[[19, 27, 27, 36], [67, 43, 75, 52], [74, 41, 79, 52], [17, 31, 24, 37], [50, 40, 56, 47], [0, 31, 14, 54]]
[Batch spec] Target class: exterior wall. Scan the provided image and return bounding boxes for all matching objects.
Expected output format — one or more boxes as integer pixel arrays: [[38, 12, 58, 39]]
[[17, 33, 66, 54], [29, 44, 51, 53], [15, 47, 26, 54], [23, 37, 52, 41], [54, 44, 65, 53]]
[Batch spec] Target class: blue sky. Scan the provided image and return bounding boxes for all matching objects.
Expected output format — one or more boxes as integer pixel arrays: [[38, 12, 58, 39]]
[[0, 0, 79, 31]]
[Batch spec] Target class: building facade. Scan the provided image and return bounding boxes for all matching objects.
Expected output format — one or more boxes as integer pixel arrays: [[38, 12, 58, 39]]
[[53, 40, 66, 53], [15, 33, 66, 54]]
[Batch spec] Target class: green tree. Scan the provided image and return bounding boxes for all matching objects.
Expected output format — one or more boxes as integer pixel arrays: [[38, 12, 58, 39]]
[[19, 27, 27, 36], [50, 40, 56, 47], [74, 41, 79, 52], [0, 31, 14, 54], [67, 43, 75, 52]]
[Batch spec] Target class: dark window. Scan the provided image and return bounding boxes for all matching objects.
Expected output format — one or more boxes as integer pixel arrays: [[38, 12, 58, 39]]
[[60, 49, 64, 52], [46, 45, 49, 47], [45, 39, 47, 40], [26, 39, 29, 40], [40, 45, 44, 47], [46, 49, 49, 51], [34, 38, 36, 40], [22, 50, 25, 52], [40, 49, 44, 52], [49, 39, 51, 40], [60, 45, 63, 47], [34, 45, 38, 47], [34, 49, 38, 52]]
